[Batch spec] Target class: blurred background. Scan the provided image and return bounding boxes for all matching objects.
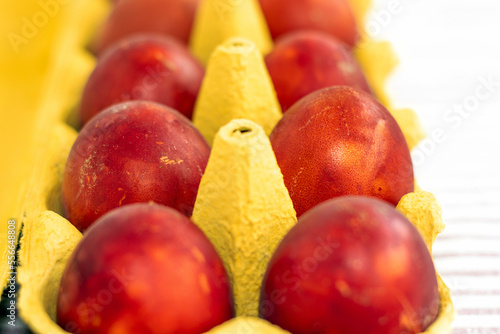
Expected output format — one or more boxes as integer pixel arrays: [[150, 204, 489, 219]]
[[369, 0, 500, 332]]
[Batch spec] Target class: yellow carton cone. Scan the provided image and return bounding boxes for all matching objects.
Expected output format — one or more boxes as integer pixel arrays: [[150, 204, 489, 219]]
[[204, 316, 291, 333], [12, 122, 81, 333], [193, 38, 282, 146], [354, 40, 397, 108], [18, 211, 82, 334], [347, 0, 372, 33], [354, 40, 426, 150], [192, 119, 297, 316], [189, 0, 273, 65], [388, 107, 427, 151], [396, 191, 445, 255], [396, 191, 455, 334]]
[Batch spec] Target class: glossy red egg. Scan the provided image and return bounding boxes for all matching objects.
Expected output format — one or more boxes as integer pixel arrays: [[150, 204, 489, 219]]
[[270, 86, 414, 217], [260, 196, 440, 334], [57, 203, 233, 334], [62, 101, 210, 231], [258, 0, 359, 47], [94, 0, 200, 54], [265, 30, 371, 112], [80, 34, 204, 126]]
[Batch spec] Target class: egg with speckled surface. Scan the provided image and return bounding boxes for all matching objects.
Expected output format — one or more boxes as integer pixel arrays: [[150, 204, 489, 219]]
[[57, 203, 234, 334], [62, 101, 210, 231], [270, 86, 414, 217]]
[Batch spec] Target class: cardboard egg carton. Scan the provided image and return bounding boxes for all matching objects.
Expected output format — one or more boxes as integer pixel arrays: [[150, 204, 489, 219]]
[[1, 0, 454, 332]]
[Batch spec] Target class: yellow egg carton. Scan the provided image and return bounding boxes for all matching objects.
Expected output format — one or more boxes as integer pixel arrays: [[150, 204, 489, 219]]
[[0, 0, 454, 332]]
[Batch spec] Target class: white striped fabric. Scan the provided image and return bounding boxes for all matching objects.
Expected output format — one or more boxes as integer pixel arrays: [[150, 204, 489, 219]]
[[368, 0, 500, 332]]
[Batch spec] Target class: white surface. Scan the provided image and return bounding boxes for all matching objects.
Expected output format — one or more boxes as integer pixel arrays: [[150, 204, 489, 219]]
[[367, 0, 500, 332]]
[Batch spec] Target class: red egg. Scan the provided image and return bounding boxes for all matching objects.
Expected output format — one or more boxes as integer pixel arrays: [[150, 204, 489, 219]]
[[258, 0, 359, 47], [80, 34, 204, 126], [57, 203, 234, 334], [94, 0, 199, 54], [265, 30, 371, 112], [270, 86, 414, 217], [62, 101, 210, 231], [260, 196, 440, 334]]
